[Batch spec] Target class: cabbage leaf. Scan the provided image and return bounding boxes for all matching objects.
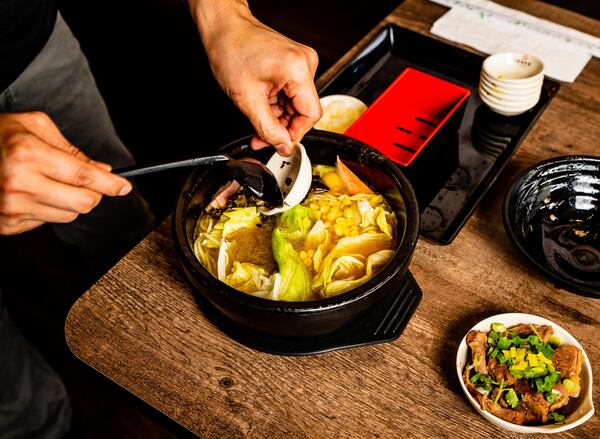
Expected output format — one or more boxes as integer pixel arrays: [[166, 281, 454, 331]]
[[272, 228, 311, 301], [321, 249, 394, 297], [271, 205, 313, 301], [277, 205, 311, 240], [312, 233, 392, 293], [221, 207, 261, 237]]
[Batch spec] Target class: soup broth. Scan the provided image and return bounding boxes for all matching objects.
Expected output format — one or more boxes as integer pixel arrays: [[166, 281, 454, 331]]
[[193, 160, 398, 301]]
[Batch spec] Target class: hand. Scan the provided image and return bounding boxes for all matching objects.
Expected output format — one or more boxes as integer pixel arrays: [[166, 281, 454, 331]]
[[0, 112, 133, 235], [192, 1, 322, 156]]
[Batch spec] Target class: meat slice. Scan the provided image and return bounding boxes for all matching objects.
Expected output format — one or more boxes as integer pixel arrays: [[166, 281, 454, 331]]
[[508, 324, 554, 342], [537, 326, 555, 343], [209, 180, 241, 209], [481, 399, 526, 425], [521, 392, 551, 424], [552, 345, 583, 378], [488, 357, 517, 386], [548, 381, 579, 412], [467, 330, 488, 374], [513, 379, 535, 396]]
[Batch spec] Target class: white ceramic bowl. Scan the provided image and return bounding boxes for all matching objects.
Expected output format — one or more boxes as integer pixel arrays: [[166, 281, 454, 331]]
[[456, 313, 594, 434], [483, 52, 544, 84], [479, 87, 540, 107], [480, 93, 538, 116], [261, 143, 312, 215], [314, 94, 367, 133], [481, 71, 543, 92], [479, 78, 540, 102]]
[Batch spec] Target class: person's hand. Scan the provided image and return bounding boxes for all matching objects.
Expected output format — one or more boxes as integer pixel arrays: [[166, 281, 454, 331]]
[[191, 1, 322, 156], [0, 112, 133, 235]]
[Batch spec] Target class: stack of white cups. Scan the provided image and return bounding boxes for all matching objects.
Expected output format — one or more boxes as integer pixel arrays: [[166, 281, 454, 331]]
[[479, 53, 545, 116]]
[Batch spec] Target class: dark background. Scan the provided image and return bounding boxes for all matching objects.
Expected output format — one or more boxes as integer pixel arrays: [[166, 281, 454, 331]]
[[1, 0, 598, 437]]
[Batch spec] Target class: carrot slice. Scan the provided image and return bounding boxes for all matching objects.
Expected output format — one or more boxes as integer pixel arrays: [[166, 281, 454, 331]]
[[335, 156, 373, 195]]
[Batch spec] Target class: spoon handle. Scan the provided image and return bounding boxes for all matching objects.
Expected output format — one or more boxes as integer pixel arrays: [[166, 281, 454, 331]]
[[116, 154, 230, 177]]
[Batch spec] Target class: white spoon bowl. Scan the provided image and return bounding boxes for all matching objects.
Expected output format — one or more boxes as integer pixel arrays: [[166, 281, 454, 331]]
[[260, 143, 312, 215]]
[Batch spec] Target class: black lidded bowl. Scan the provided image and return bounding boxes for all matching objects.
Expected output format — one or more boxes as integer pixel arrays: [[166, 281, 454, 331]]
[[173, 130, 420, 337], [503, 155, 600, 297]]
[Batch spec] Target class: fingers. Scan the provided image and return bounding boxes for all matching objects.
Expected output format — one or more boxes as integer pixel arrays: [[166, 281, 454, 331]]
[[17, 111, 73, 150], [243, 91, 293, 156], [26, 138, 132, 196], [30, 174, 104, 214], [0, 217, 43, 235], [249, 135, 270, 150], [0, 188, 87, 235], [0, 112, 129, 235], [0, 192, 81, 222], [15, 111, 114, 170], [283, 80, 322, 143]]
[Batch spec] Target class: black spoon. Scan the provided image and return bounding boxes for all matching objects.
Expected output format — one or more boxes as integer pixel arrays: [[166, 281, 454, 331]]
[[116, 154, 284, 207]]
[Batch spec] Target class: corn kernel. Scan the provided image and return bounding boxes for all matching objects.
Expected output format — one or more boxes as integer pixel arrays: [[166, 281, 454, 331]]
[[335, 217, 346, 224], [307, 249, 314, 258], [299, 251, 307, 259], [342, 197, 352, 206], [349, 229, 358, 236], [309, 202, 319, 210], [343, 226, 350, 235], [333, 224, 344, 235], [319, 205, 330, 213], [327, 211, 338, 222], [302, 218, 311, 228]]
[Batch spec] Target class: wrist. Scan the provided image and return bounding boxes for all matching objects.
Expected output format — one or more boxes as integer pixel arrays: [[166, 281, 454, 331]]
[[189, 0, 253, 48]]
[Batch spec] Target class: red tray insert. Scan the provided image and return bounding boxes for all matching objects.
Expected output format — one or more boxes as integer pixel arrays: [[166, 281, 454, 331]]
[[344, 68, 470, 166]]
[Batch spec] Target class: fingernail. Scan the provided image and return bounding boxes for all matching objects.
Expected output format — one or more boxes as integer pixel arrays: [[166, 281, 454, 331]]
[[119, 184, 132, 196]]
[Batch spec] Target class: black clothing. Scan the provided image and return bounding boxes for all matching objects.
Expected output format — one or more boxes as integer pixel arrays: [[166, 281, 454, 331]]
[[0, 0, 57, 91]]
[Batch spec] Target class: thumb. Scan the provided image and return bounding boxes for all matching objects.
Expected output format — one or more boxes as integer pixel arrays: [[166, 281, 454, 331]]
[[241, 92, 293, 155]]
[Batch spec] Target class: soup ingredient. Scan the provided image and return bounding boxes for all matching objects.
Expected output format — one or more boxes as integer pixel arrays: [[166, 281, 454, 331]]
[[463, 323, 584, 425], [272, 206, 312, 301], [335, 156, 373, 195], [193, 160, 398, 301]]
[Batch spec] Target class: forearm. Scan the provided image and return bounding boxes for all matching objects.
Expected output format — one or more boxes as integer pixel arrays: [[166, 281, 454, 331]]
[[187, 0, 253, 48]]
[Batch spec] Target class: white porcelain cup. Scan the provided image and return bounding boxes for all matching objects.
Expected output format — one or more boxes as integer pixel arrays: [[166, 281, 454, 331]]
[[480, 75, 541, 98], [481, 70, 543, 91], [479, 52, 545, 116], [483, 52, 544, 83], [479, 85, 541, 106], [480, 94, 538, 116]]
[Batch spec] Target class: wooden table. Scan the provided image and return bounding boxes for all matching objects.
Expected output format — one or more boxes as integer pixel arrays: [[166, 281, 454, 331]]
[[65, 1, 600, 437]]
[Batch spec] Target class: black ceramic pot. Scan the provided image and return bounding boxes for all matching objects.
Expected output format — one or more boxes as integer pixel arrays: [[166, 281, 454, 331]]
[[173, 130, 420, 337]]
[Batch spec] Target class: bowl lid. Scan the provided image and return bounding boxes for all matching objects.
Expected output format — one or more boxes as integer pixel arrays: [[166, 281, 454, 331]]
[[503, 156, 600, 297]]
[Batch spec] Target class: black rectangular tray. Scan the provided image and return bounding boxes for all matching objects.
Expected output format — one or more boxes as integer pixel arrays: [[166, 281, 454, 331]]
[[319, 24, 560, 244]]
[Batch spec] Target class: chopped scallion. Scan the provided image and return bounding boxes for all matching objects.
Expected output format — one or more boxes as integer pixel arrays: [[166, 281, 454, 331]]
[[470, 372, 481, 384], [563, 378, 577, 392]]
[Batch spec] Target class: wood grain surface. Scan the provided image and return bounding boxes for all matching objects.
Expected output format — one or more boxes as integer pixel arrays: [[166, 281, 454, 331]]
[[66, 1, 600, 437]]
